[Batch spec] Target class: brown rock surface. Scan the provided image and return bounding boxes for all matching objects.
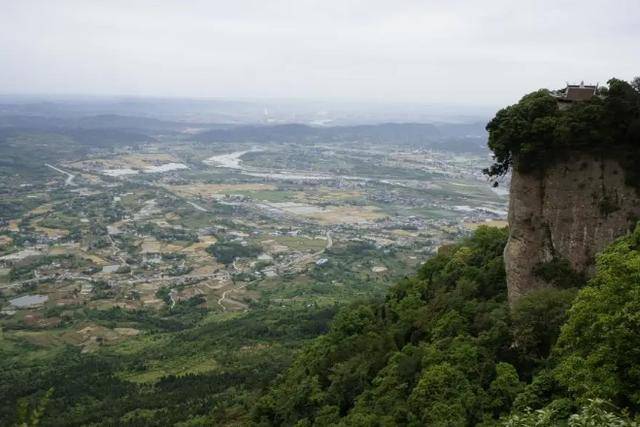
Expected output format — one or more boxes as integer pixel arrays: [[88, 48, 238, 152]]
[[505, 154, 640, 304]]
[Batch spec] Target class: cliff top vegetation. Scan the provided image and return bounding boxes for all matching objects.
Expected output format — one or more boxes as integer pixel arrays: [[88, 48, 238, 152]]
[[484, 77, 640, 186]]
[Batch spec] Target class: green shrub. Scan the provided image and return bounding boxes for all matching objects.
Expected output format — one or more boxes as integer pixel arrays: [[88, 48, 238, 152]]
[[206, 239, 261, 265], [533, 258, 586, 289], [511, 288, 578, 360]]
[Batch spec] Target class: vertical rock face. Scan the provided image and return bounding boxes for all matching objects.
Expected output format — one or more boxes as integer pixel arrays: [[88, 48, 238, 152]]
[[505, 153, 640, 304]]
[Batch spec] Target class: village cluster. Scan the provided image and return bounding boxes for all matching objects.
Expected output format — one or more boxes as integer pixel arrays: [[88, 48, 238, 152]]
[[0, 140, 506, 346]]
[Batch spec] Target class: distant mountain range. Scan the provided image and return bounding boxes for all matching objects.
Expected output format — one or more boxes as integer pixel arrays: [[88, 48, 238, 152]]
[[0, 110, 489, 154], [195, 122, 488, 153], [0, 114, 192, 132]]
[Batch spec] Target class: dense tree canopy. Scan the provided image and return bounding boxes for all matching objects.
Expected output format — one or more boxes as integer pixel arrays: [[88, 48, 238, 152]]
[[553, 224, 640, 412], [206, 239, 262, 265], [254, 225, 640, 426], [254, 227, 519, 425], [484, 78, 640, 186]]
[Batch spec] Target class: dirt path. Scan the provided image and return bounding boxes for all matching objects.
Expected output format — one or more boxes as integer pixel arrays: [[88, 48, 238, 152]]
[[217, 283, 248, 311], [325, 231, 333, 249], [105, 233, 127, 265], [187, 201, 208, 212], [169, 289, 177, 309], [45, 163, 76, 186]]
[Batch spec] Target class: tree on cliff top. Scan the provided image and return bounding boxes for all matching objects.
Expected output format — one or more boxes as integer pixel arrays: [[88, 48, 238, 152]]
[[484, 78, 640, 184]]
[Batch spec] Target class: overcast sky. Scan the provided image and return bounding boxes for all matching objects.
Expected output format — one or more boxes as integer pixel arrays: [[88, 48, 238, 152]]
[[2, 0, 639, 107]]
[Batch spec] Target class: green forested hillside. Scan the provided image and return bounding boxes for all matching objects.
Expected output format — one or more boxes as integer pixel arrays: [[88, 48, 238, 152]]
[[1, 306, 338, 426], [254, 226, 640, 426]]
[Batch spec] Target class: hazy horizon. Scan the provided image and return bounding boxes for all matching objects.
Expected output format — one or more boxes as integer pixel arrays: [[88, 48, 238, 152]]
[[3, 0, 639, 107]]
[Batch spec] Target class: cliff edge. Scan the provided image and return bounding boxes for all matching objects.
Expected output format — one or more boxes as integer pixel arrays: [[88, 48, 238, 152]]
[[484, 78, 640, 304], [504, 154, 640, 304]]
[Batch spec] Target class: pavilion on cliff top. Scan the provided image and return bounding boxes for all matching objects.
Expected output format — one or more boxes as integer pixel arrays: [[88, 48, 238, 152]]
[[555, 81, 598, 103]]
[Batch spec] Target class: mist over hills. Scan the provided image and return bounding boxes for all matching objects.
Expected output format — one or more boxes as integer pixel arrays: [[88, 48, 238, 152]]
[[0, 94, 493, 125], [195, 122, 488, 153], [0, 96, 490, 154]]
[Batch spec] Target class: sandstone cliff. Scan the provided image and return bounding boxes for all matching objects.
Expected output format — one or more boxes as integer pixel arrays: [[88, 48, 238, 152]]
[[505, 153, 640, 304]]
